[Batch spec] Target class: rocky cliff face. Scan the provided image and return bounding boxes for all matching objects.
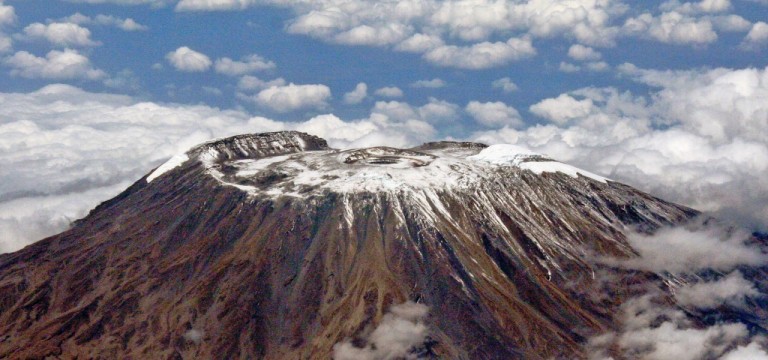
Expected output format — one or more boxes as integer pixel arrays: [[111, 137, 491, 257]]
[[0, 131, 741, 359]]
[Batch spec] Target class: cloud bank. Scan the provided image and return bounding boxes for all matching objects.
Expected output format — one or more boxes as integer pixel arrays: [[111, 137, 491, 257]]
[[474, 64, 768, 230], [333, 301, 429, 360], [0, 84, 440, 253]]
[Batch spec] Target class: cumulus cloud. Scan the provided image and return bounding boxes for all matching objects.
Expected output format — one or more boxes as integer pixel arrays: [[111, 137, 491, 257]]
[[614, 295, 752, 360], [20, 22, 100, 47], [4, 49, 106, 80], [343, 82, 368, 104], [368, 98, 458, 126], [410, 78, 445, 89], [334, 24, 411, 46], [709, 14, 752, 32], [418, 97, 459, 123], [559, 62, 580, 73], [613, 226, 767, 273], [587, 292, 768, 359], [476, 65, 768, 230], [176, 0, 255, 11], [170, 0, 759, 70], [0, 2, 12, 53], [529, 94, 594, 125], [492, 77, 518, 93], [0, 84, 447, 253], [675, 271, 761, 309], [395, 33, 444, 53], [567, 44, 601, 61], [423, 37, 536, 69], [134, 0, 759, 71], [661, 0, 732, 14], [0, 2, 16, 27], [237, 75, 285, 91], [466, 101, 523, 128], [721, 341, 768, 359], [743, 21, 768, 48], [253, 83, 332, 112], [623, 12, 718, 45], [374, 86, 403, 98], [214, 54, 275, 76], [333, 301, 429, 360], [62, 13, 149, 31], [166, 46, 212, 72], [68, 0, 173, 5]]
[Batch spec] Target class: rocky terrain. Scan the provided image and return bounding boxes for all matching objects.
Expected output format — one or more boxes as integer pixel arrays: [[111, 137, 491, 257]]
[[0, 131, 763, 359]]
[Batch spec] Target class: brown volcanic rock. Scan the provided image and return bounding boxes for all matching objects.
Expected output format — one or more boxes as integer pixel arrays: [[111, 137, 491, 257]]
[[0, 132, 699, 359]]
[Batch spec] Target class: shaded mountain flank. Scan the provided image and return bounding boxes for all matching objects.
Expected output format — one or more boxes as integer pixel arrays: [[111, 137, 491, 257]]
[[1, 131, 765, 359]]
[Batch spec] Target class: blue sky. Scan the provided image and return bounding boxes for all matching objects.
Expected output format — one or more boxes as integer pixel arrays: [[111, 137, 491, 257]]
[[1, 0, 768, 252], [3, 0, 767, 130]]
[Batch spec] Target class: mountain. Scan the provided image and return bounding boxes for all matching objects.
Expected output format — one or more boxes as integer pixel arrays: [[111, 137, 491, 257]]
[[0, 131, 749, 359]]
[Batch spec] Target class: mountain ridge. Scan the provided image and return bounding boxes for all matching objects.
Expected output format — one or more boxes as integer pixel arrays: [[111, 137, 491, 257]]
[[0, 131, 734, 359]]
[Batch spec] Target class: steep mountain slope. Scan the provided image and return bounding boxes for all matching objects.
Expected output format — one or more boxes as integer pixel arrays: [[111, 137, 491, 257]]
[[0, 131, 710, 359]]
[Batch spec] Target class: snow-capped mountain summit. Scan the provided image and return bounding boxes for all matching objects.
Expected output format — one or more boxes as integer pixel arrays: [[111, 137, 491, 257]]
[[1, 131, 761, 359], [150, 131, 607, 196]]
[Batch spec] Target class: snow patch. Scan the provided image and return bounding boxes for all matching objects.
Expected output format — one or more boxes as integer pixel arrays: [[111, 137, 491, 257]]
[[520, 161, 608, 183], [467, 144, 539, 165], [146, 153, 189, 182], [470, 144, 608, 183]]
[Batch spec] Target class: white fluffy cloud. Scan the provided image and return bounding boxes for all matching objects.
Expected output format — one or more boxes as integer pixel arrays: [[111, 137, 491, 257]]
[[492, 77, 518, 92], [587, 291, 768, 359], [615, 226, 767, 273], [476, 65, 768, 229], [675, 271, 761, 309], [374, 86, 403, 98], [424, 37, 536, 69], [333, 301, 429, 360], [166, 46, 212, 72], [343, 82, 368, 104], [253, 83, 332, 112], [159, 0, 762, 70], [237, 75, 286, 91], [466, 101, 523, 128], [62, 13, 149, 31], [743, 21, 768, 48], [68, 0, 173, 5], [172, 0, 633, 69], [529, 94, 595, 125], [0, 84, 450, 253], [624, 12, 718, 45], [410, 78, 445, 88], [4, 49, 106, 80], [0, 2, 16, 27], [567, 44, 601, 61], [176, 0, 255, 11], [661, 0, 732, 14], [214, 54, 275, 76], [365, 98, 457, 128], [418, 97, 460, 123], [21, 22, 100, 47]]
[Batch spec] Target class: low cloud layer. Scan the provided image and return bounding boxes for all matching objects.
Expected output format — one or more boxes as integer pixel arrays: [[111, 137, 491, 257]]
[[589, 220, 768, 358], [587, 294, 766, 360], [613, 226, 767, 273], [333, 301, 429, 360], [474, 64, 768, 230], [0, 84, 439, 253], [675, 271, 761, 309]]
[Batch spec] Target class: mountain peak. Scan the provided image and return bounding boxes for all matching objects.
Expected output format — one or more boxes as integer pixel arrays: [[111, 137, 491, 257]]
[[145, 132, 609, 197], [0, 131, 704, 359]]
